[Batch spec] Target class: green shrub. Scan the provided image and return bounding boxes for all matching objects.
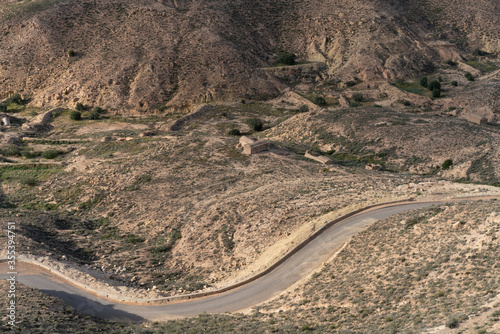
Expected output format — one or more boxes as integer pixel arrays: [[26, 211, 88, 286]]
[[298, 105, 309, 113], [0, 103, 6, 113], [428, 80, 441, 91], [21, 150, 40, 159], [1, 145, 21, 157], [465, 72, 475, 81], [68, 50, 76, 57], [41, 149, 60, 159], [451, 81, 458, 86], [352, 93, 363, 102], [446, 317, 459, 329], [247, 118, 264, 132], [7, 93, 23, 105], [92, 106, 103, 114], [89, 110, 100, 120], [70, 110, 81, 120], [75, 102, 84, 111], [228, 129, 241, 136], [314, 96, 327, 106], [19, 176, 37, 186], [442, 159, 453, 170], [446, 59, 457, 66], [432, 87, 441, 98], [419, 76, 428, 88], [278, 52, 296, 65]]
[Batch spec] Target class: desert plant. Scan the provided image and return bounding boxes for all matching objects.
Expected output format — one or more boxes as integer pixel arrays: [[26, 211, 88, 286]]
[[41, 149, 60, 159], [7, 93, 23, 105], [442, 159, 453, 170], [247, 118, 264, 132], [75, 103, 84, 111], [70, 110, 81, 120], [352, 93, 363, 102], [278, 52, 296, 65], [21, 150, 40, 159], [446, 59, 457, 66], [314, 96, 327, 106], [465, 72, 475, 81], [428, 80, 441, 91], [0, 103, 6, 113], [298, 105, 309, 113], [419, 76, 428, 88], [19, 176, 37, 186], [228, 129, 241, 136], [432, 88, 441, 98], [92, 106, 103, 114], [89, 110, 100, 120], [445, 317, 459, 328], [451, 81, 458, 86], [68, 50, 76, 57], [1, 145, 21, 157]]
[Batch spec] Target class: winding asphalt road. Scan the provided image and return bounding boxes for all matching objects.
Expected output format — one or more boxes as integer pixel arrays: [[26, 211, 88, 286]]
[[0, 200, 473, 322]]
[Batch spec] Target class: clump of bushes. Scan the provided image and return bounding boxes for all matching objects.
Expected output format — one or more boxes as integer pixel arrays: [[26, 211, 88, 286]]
[[75, 103, 84, 111], [1, 145, 21, 157], [419, 76, 428, 87], [70, 110, 81, 120], [465, 72, 475, 81], [278, 51, 296, 65], [7, 93, 23, 105], [41, 149, 60, 159], [68, 50, 76, 57], [314, 96, 327, 106], [246, 118, 264, 132], [442, 159, 453, 170], [228, 129, 241, 136], [451, 81, 458, 87], [420, 77, 442, 97], [352, 93, 363, 102], [298, 105, 309, 113], [0, 103, 6, 113]]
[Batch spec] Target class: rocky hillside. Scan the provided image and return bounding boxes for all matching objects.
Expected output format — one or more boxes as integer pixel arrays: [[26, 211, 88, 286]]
[[0, 0, 498, 111]]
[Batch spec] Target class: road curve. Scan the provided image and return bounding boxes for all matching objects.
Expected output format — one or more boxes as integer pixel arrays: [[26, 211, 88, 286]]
[[0, 198, 494, 322]]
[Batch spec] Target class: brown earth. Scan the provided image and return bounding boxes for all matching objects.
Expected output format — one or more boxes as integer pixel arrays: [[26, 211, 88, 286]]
[[0, 0, 499, 111]]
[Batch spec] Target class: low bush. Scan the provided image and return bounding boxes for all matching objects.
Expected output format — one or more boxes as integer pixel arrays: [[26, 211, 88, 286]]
[[432, 88, 441, 98], [1, 145, 21, 157], [0, 103, 6, 113], [465, 72, 475, 81], [75, 103, 84, 111], [278, 52, 296, 65], [352, 93, 363, 102], [70, 110, 81, 120], [228, 129, 241, 136], [298, 105, 309, 113], [247, 118, 264, 132], [419, 76, 428, 88], [428, 80, 441, 91], [7, 93, 23, 105], [41, 149, 60, 159], [442, 159, 453, 170], [314, 96, 327, 106], [451, 81, 458, 87]]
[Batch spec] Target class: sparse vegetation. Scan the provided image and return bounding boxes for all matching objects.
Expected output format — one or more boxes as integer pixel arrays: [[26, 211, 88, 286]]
[[442, 159, 453, 170], [465, 72, 475, 81], [70, 110, 81, 120]]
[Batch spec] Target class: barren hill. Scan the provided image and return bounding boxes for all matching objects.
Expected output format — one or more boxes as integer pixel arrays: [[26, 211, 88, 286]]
[[0, 0, 498, 111]]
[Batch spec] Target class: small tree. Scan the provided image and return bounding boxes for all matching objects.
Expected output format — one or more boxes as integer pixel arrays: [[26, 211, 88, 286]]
[[228, 129, 241, 136], [70, 110, 81, 120], [89, 110, 100, 120], [419, 76, 428, 88], [314, 96, 327, 106], [465, 72, 474, 81], [442, 159, 453, 170], [298, 105, 309, 113], [247, 118, 264, 132], [352, 93, 363, 102], [75, 102, 84, 111], [68, 50, 76, 57], [428, 80, 441, 91], [451, 81, 458, 87], [432, 88, 441, 98], [278, 52, 296, 65]]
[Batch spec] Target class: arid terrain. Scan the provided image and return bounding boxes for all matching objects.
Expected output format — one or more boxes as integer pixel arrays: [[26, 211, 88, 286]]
[[0, 0, 499, 332]]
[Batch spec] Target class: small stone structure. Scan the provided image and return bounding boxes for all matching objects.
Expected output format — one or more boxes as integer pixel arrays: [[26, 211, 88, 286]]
[[237, 136, 270, 155], [465, 113, 488, 125], [305, 150, 333, 164]]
